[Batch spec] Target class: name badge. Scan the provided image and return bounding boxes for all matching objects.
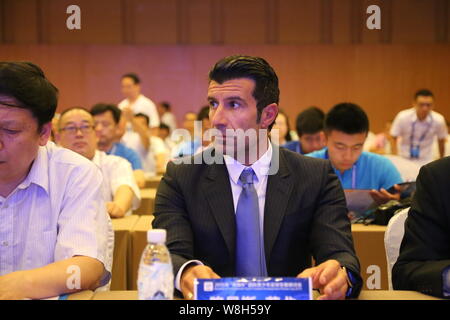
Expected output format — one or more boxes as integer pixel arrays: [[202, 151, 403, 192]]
[[194, 277, 312, 300], [410, 146, 420, 159]]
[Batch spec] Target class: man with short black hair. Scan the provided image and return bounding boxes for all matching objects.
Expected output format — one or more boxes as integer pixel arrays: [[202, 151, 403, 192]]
[[284, 106, 325, 154], [153, 55, 362, 300], [91, 103, 145, 188], [307, 103, 403, 204], [0, 61, 111, 299], [121, 112, 169, 177], [118, 72, 160, 134], [157, 101, 177, 133], [390, 89, 448, 165]]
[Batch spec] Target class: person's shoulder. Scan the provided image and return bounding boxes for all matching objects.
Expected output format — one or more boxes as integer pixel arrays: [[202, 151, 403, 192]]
[[395, 107, 414, 120], [118, 99, 127, 108], [116, 142, 139, 157], [304, 148, 327, 159], [279, 147, 329, 169], [360, 151, 397, 168], [430, 110, 446, 123], [102, 151, 131, 168], [282, 140, 299, 151], [46, 142, 94, 168], [45, 142, 102, 180], [423, 156, 450, 175], [139, 95, 156, 106]]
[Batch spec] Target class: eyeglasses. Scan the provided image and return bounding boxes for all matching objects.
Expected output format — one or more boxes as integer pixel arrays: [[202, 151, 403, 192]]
[[59, 124, 94, 135]]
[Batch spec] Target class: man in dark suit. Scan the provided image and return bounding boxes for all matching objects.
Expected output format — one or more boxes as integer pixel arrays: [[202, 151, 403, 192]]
[[393, 157, 450, 298], [153, 55, 362, 300]]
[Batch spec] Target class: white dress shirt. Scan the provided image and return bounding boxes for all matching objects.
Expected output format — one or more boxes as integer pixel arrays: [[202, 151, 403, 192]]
[[390, 108, 448, 164], [121, 131, 169, 178], [92, 150, 141, 216], [118, 94, 160, 128], [0, 142, 112, 287], [174, 143, 273, 291], [161, 112, 177, 133]]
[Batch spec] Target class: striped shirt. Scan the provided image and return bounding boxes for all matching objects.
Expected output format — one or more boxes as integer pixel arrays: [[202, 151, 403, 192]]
[[0, 142, 112, 286]]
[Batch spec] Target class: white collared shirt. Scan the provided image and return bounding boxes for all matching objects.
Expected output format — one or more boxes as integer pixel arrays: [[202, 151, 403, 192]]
[[118, 94, 160, 128], [174, 142, 273, 291], [121, 131, 169, 178], [390, 108, 448, 163], [0, 142, 112, 286], [92, 150, 141, 216]]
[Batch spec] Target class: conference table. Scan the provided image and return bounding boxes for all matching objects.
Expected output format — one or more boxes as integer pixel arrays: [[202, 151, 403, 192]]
[[110, 215, 154, 290], [109, 217, 387, 291], [134, 188, 157, 215], [144, 176, 162, 189], [68, 290, 441, 300]]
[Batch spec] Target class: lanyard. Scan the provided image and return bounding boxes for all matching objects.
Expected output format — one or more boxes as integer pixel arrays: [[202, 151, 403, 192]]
[[325, 150, 357, 189], [410, 116, 433, 150]]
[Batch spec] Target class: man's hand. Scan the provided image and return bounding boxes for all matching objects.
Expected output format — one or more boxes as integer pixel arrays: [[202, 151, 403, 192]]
[[180, 265, 220, 300], [106, 201, 125, 218], [297, 259, 348, 300], [369, 185, 401, 205], [0, 271, 29, 300]]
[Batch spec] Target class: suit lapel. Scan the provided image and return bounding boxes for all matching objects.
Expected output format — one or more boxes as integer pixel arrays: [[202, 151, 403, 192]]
[[201, 160, 236, 259], [264, 148, 293, 263]]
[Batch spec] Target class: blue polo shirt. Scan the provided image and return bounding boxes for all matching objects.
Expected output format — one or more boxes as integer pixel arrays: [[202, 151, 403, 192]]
[[106, 142, 143, 170], [282, 141, 304, 154], [306, 148, 403, 190]]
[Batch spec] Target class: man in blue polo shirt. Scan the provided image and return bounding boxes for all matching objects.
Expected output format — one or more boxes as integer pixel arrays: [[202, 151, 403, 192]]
[[307, 103, 402, 204], [91, 103, 145, 188], [284, 106, 326, 155]]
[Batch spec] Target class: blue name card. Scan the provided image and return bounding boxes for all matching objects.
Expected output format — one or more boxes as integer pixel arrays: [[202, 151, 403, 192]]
[[194, 277, 312, 300]]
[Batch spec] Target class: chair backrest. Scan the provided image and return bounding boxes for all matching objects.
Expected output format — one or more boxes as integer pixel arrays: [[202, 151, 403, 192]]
[[384, 208, 409, 290]]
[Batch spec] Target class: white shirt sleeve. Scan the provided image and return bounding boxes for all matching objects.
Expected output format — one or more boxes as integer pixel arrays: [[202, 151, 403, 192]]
[[55, 162, 112, 287], [108, 156, 142, 212], [175, 260, 204, 292], [147, 99, 160, 128], [436, 116, 449, 140], [390, 112, 403, 137]]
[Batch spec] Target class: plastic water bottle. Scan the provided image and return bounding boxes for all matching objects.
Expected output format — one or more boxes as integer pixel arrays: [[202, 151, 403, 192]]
[[137, 229, 174, 300]]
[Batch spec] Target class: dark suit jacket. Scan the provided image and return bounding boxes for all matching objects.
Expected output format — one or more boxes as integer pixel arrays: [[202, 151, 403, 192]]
[[393, 157, 450, 297], [153, 146, 362, 297]]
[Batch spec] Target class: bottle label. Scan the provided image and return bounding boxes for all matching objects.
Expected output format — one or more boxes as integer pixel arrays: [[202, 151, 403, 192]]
[[137, 262, 174, 300]]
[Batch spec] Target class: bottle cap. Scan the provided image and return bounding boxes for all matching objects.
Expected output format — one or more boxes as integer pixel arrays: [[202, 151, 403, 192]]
[[147, 229, 167, 243]]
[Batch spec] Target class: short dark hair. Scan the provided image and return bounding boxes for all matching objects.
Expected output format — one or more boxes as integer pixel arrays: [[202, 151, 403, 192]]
[[414, 89, 434, 100], [0, 61, 58, 130], [122, 73, 140, 84], [160, 101, 171, 111], [197, 105, 210, 121], [296, 106, 325, 136], [90, 103, 122, 124], [325, 103, 369, 135], [208, 55, 279, 129], [58, 106, 92, 130], [135, 113, 149, 126], [159, 123, 170, 131]]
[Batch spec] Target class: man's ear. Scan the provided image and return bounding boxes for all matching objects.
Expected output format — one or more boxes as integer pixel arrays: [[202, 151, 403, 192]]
[[38, 122, 52, 146], [260, 103, 278, 129]]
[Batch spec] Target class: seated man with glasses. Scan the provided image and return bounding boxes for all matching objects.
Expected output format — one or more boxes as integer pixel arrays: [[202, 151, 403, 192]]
[[57, 107, 141, 218]]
